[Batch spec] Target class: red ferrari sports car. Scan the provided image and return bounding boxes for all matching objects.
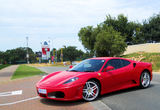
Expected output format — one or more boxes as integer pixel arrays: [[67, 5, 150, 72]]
[[36, 57, 152, 101]]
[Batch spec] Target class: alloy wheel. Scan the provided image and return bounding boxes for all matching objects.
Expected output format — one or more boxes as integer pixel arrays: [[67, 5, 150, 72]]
[[82, 81, 99, 101], [140, 72, 150, 88]]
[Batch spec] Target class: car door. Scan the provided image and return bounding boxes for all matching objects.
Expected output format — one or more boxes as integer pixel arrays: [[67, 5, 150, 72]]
[[101, 59, 131, 92], [119, 59, 133, 85]]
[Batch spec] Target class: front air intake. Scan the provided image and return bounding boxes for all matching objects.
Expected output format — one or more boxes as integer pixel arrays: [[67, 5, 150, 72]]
[[48, 91, 65, 98]]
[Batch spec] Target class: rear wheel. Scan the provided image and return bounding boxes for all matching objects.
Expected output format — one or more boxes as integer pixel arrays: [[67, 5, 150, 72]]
[[140, 71, 151, 88], [82, 80, 100, 101]]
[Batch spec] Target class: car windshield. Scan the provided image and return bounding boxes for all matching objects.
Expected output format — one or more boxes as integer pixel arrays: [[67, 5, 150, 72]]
[[69, 59, 105, 72]]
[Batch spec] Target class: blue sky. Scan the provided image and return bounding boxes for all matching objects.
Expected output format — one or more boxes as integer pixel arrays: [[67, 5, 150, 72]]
[[0, 0, 160, 52]]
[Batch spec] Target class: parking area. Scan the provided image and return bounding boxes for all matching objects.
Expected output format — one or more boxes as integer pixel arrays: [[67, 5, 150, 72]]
[[0, 76, 95, 110], [1, 66, 160, 110]]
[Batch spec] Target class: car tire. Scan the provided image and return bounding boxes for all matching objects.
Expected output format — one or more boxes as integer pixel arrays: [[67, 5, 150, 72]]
[[140, 71, 151, 88], [82, 80, 100, 101]]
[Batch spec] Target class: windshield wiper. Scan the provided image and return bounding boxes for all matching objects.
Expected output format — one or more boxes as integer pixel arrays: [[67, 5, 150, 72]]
[[69, 70, 79, 72]]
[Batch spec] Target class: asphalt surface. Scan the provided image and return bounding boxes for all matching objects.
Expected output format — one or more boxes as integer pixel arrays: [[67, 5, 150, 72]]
[[37, 66, 68, 74], [0, 76, 94, 110], [37, 67, 160, 110], [0, 66, 95, 110], [99, 73, 160, 110], [1, 66, 160, 110]]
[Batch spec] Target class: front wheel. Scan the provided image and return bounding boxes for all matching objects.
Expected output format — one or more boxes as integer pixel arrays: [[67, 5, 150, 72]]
[[82, 80, 100, 101], [140, 71, 151, 88]]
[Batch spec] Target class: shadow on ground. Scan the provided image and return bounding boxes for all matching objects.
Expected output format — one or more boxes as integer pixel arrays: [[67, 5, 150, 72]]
[[98, 84, 155, 100], [40, 84, 155, 105], [40, 98, 86, 106]]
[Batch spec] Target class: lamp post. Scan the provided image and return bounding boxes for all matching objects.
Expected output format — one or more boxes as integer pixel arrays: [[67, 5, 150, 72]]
[[61, 48, 63, 64], [45, 48, 48, 62], [26, 36, 29, 64]]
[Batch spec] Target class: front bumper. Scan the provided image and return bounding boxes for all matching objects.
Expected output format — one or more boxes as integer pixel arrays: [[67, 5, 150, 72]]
[[36, 84, 84, 101]]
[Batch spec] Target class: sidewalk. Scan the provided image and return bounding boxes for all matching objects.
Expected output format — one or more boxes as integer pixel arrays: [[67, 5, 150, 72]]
[[0, 65, 19, 83]]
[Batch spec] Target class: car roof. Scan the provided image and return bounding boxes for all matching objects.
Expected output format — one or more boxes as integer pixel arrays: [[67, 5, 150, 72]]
[[89, 57, 132, 61], [90, 57, 110, 60]]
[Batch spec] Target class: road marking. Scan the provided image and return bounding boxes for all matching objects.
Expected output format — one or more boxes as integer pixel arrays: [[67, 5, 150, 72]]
[[0, 90, 22, 97], [90, 100, 112, 110], [0, 96, 39, 106]]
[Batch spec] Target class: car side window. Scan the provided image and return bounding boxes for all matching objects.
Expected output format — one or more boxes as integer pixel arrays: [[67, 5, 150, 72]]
[[120, 59, 131, 67], [103, 59, 122, 71]]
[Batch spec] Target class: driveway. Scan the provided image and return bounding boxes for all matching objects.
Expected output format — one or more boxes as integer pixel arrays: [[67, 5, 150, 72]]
[[37, 67, 160, 110], [1, 66, 160, 110], [0, 66, 96, 110]]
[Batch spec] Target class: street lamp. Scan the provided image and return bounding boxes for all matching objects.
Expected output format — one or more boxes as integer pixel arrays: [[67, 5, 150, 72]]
[[45, 48, 48, 61], [26, 36, 29, 64]]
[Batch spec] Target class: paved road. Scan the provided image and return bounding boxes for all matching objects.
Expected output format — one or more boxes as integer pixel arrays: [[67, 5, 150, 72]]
[[37, 67, 160, 110], [0, 76, 94, 110], [0, 66, 95, 110], [97, 73, 160, 110], [1, 66, 160, 110], [37, 66, 68, 74]]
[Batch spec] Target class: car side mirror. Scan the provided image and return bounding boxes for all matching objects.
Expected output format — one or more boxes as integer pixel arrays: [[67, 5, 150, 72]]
[[69, 65, 73, 69], [104, 66, 114, 72]]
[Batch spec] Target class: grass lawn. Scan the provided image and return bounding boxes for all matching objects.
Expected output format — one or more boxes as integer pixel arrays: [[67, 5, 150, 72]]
[[0, 64, 11, 70], [11, 65, 45, 80], [122, 52, 160, 72]]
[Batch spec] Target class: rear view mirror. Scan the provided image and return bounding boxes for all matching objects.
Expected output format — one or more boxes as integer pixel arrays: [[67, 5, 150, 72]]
[[104, 66, 114, 72]]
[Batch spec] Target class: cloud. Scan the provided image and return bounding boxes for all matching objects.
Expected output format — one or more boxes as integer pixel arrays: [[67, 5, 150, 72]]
[[0, 0, 160, 51]]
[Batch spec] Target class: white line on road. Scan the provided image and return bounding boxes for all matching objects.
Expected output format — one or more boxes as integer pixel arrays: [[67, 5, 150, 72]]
[[0, 90, 22, 97], [0, 96, 39, 106]]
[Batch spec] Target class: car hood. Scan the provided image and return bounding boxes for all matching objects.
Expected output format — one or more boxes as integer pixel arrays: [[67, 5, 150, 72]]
[[38, 71, 84, 87]]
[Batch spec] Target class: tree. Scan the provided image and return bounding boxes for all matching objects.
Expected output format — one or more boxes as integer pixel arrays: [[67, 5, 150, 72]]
[[0, 47, 36, 64], [0, 51, 4, 64], [5, 48, 25, 64], [55, 46, 84, 64], [78, 26, 96, 54], [78, 15, 128, 57], [28, 48, 36, 63], [94, 25, 127, 57], [81, 51, 91, 60], [142, 13, 160, 43], [104, 14, 142, 44]]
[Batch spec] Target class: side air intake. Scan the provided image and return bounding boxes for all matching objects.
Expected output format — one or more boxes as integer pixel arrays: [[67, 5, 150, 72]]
[[133, 63, 136, 68]]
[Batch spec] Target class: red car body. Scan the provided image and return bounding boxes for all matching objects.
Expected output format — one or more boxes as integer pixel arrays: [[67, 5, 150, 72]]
[[36, 57, 152, 101]]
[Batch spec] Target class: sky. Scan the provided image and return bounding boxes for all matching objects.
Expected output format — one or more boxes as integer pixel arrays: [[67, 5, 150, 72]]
[[0, 0, 160, 52]]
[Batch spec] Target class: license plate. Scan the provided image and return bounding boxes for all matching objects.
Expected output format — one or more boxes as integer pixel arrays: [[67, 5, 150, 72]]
[[38, 88, 47, 94]]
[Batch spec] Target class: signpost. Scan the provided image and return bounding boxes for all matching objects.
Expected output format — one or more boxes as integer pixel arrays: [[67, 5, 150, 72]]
[[41, 41, 50, 62]]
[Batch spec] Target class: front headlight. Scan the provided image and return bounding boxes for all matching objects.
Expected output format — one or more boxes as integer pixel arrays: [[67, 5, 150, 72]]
[[63, 77, 79, 84]]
